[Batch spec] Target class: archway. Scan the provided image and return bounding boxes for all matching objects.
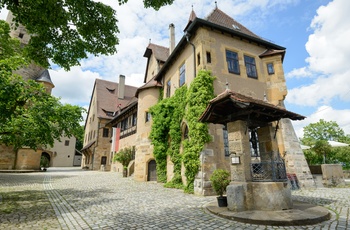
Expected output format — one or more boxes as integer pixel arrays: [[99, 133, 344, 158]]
[[41, 152, 51, 168]]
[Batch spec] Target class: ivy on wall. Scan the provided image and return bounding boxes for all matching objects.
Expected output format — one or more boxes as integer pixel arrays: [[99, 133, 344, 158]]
[[149, 70, 215, 192]]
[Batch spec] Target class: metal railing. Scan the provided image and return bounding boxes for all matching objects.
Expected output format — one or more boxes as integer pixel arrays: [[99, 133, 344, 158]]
[[250, 159, 287, 182]]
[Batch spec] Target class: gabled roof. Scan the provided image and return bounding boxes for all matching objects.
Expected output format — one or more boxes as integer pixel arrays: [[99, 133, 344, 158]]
[[155, 7, 285, 81], [199, 90, 305, 127], [143, 43, 169, 62], [93, 79, 138, 120], [143, 43, 169, 83], [205, 8, 260, 40]]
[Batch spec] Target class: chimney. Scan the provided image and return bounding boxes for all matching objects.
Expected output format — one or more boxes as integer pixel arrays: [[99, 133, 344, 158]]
[[169, 23, 175, 54], [118, 75, 125, 99]]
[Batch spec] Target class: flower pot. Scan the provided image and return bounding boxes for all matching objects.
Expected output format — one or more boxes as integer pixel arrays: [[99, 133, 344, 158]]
[[217, 196, 228, 207]]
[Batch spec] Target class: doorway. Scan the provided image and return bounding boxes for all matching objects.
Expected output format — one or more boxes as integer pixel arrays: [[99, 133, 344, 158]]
[[147, 160, 157, 181]]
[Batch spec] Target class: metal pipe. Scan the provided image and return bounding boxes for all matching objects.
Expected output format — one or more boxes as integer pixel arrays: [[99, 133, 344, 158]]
[[185, 32, 196, 78]]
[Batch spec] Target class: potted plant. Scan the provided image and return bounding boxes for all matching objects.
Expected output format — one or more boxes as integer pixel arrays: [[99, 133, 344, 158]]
[[210, 169, 230, 207], [113, 147, 134, 177]]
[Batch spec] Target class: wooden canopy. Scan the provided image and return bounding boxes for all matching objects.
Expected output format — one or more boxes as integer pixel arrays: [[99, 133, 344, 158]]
[[199, 90, 305, 127]]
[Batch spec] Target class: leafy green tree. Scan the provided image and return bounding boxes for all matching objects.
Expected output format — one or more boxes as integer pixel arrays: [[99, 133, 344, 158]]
[[301, 119, 350, 166], [74, 125, 85, 151], [0, 20, 84, 151], [311, 140, 332, 164], [113, 147, 135, 177], [302, 119, 345, 144], [1, 0, 174, 70]]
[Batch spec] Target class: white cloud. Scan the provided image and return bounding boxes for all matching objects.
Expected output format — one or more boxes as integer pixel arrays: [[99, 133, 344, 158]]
[[306, 0, 350, 75], [286, 0, 350, 107], [292, 105, 350, 138], [286, 70, 350, 106], [286, 67, 312, 79], [50, 67, 100, 106], [0, 8, 8, 20]]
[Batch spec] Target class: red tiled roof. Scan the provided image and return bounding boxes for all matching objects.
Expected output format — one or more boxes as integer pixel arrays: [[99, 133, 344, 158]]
[[94, 79, 138, 120], [199, 90, 305, 126], [205, 8, 261, 40], [259, 49, 286, 61]]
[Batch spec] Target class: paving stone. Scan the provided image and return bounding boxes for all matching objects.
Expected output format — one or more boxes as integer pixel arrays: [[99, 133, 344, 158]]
[[1, 168, 350, 229]]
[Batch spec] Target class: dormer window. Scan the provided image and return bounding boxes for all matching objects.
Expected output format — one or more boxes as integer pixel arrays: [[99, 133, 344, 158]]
[[232, 24, 240, 30]]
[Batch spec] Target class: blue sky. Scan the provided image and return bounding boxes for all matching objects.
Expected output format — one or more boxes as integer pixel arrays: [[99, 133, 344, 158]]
[[1, 0, 349, 138]]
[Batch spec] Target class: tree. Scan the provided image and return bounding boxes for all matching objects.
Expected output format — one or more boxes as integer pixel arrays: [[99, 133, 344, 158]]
[[74, 125, 85, 151], [1, 0, 174, 70], [302, 119, 345, 144], [0, 20, 85, 151], [311, 140, 332, 164], [113, 147, 134, 177], [301, 119, 350, 166]]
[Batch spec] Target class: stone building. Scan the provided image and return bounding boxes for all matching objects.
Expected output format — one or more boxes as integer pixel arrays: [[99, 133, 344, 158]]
[[109, 6, 314, 194], [0, 12, 79, 170], [81, 77, 138, 171]]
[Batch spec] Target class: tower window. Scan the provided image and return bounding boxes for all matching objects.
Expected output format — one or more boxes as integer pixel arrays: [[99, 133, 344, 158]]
[[267, 63, 274, 75], [206, 52, 211, 64]]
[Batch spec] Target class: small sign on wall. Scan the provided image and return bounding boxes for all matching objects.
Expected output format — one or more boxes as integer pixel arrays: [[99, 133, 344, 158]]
[[231, 156, 240, 164]]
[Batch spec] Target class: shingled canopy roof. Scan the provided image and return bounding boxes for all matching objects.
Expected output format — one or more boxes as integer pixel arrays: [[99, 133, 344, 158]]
[[199, 90, 305, 127]]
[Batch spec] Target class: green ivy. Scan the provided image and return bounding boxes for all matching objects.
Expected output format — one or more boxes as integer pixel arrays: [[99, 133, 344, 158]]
[[149, 70, 215, 192]]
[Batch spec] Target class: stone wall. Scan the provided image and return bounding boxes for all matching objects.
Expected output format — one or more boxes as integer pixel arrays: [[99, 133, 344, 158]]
[[16, 149, 41, 170], [0, 145, 15, 170], [321, 164, 345, 187]]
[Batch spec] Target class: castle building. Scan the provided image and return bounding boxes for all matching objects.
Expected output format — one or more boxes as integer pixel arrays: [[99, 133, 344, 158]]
[[103, 7, 314, 195], [81, 77, 138, 171], [0, 12, 79, 170]]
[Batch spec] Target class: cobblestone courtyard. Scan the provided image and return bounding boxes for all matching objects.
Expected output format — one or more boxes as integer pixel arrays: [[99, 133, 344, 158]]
[[0, 168, 349, 230]]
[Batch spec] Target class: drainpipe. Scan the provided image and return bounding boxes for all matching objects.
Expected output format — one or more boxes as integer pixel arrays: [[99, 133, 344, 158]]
[[185, 32, 196, 77]]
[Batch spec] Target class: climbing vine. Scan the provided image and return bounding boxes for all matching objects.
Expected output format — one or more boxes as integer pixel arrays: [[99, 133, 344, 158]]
[[183, 70, 215, 192], [149, 70, 215, 192]]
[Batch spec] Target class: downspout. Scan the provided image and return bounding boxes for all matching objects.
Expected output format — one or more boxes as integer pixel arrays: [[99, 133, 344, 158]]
[[185, 32, 196, 77]]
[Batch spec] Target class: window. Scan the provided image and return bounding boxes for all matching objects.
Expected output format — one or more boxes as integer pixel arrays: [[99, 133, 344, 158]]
[[179, 63, 186, 86], [145, 112, 151, 122], [197, 53, 200, 66], [244, 55, 258, 78], [132, 113, 137, 126], [103, 128, 109, 137], [18, 33, 24, 39], [226, 50, 240, 74], [166, 80, 171, 98], [121, 118, 128, 131], [206, 52, 211, 64], [223, 125, 230, 157], [267, 63, 274, 75], [64, 140, 70, 146]]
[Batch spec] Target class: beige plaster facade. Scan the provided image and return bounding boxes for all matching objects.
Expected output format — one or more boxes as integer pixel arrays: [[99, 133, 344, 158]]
[[105, 7, 312, 195]]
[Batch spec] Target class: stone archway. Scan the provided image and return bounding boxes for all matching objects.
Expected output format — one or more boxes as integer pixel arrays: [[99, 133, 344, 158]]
[[41, 152, 51, 168]]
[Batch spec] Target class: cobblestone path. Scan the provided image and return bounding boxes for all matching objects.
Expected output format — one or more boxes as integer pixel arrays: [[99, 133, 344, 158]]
[[0, 168, 349, 229]]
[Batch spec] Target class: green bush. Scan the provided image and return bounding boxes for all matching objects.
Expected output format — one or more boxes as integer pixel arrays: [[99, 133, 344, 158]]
[[210, 169, 230, 197], [113, 147, 134, 170]]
